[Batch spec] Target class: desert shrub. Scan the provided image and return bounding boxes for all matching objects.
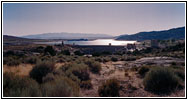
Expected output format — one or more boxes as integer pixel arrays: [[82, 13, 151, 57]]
[[80, 80, 93, 89], [174, 69, 185, 81], [4, 50, 15, 56], [64, 63, 90, 85], [3, 57, 10, 65], [56, 58, 65, 63], [114, 52, 122, 55], [92, 52, 101, 57], [68, 73, 81, 84], [35, 46, 44, 53], [101, 51, 112, 55], [25, 56, 39, 64], [44, 46, 56, 56], [138, 66, 150, 77], [170, 65, 182, 69], [98, 79, 120, 97], [29, 61, 55, 83], [130, 66, 138, 71], [111, 57, 118, 62], [95, 57, 103, 62], [103, 57, 110, 62], [4, 50, 25, 57], [42, 73, 55, 83], [53, 70, 65, 76], [167, 66, 185, 82], [72, 68, 90, 81], [171, 62, 177, 66], [3, 72, 41, 97], [7, 60, 20, 66], [74, 50, 84, 56], [142, 47, 153, 53], [61, 50, 70, 55], [41, 76, 79, 97], [69, 64, 90, 81], [3, 56, 21, 66], [40, 55, 51, 61], [143, 67, 182, 94], [61, 64, 70, 72], [90, 62, 101, 74], [85, 60, 101, 74]]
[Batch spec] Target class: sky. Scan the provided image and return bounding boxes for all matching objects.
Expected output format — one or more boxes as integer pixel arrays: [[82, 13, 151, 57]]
[[3, 3, 185, 36]]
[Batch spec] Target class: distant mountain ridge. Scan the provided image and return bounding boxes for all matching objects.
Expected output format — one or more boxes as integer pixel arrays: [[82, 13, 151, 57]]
[[3, 35, 30, 41], [116, 27, 185, 41], [22, 32, 113, 39]]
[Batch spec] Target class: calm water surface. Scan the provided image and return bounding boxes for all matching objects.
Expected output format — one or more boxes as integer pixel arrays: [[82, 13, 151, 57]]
[[35, 39, 136, 46]]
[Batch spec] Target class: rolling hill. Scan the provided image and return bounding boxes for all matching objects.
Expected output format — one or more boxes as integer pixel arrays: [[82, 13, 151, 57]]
[[22, 32, 113, 39], [3, 35, 31, 41], [116, 27, 185, 41]]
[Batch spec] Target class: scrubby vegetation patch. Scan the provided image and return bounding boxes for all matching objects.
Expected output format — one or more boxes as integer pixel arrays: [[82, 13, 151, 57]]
[[98, 79, 120, 97]]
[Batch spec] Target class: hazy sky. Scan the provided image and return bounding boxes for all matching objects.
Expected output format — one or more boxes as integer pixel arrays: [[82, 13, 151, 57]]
[[3, 3, 185, 36]]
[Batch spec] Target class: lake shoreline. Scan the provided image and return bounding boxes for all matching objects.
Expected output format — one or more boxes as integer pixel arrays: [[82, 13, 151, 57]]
[[34, 39, 137, 46]]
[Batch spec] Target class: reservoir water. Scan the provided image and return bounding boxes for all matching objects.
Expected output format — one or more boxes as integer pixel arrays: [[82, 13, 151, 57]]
[[34, 39, 136, 46]]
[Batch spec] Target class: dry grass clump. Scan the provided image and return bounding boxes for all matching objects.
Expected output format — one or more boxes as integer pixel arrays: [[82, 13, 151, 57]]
[[25, 56, 40, 64], [3, 56, 21, 66], [41, 76, 79, 97], [62, 63, 93, 89], [111, 57, 118, 62], [98, 79, 120, 97], [3, 72, 41, 97], [174, 69, 185, 81], [65, 63, 90, 81], [169, 66, 185, 82], [80, 80, 93, 89], [42, 73, 56, 83], [85, 60, 102, 74]]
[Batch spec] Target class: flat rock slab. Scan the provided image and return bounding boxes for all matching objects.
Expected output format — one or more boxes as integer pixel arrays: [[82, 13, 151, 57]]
[[129, 57, 184, 67]]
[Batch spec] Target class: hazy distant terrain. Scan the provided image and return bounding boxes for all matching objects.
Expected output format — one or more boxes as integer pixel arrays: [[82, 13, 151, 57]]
[[3, 35, 31, 41], [20, 27, 185, 41], [22, 32, 113, 39], [4, 27, 185, 44], [116, 27, 185, 41]]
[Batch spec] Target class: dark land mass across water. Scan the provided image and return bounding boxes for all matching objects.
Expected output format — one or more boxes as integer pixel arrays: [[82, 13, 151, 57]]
[[116, 27, 185, 41]]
